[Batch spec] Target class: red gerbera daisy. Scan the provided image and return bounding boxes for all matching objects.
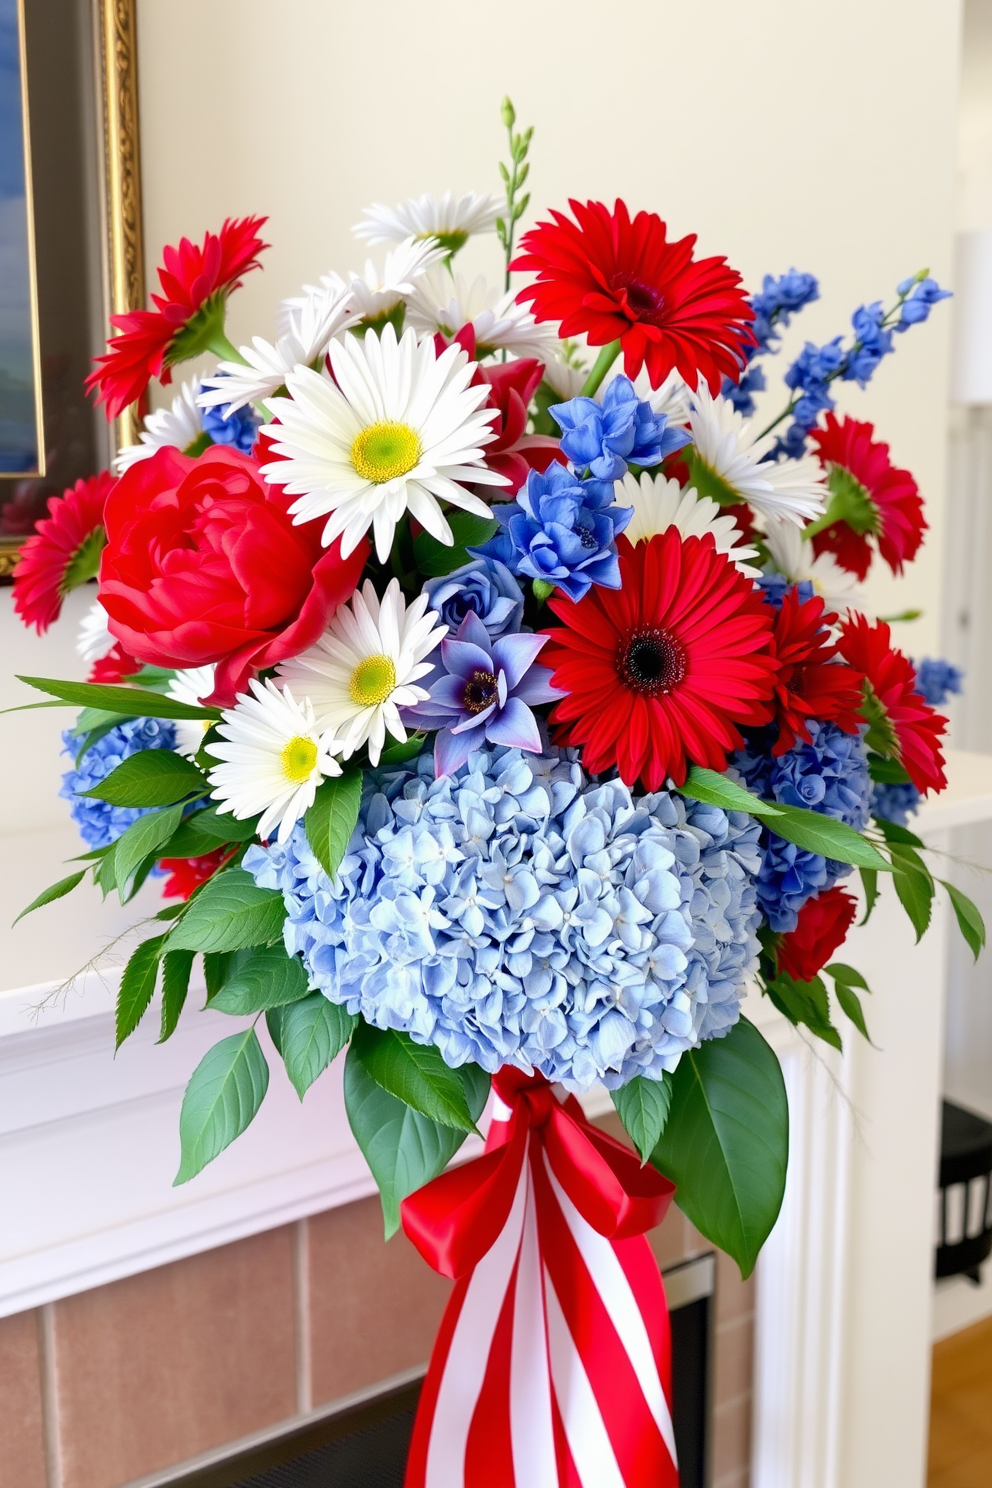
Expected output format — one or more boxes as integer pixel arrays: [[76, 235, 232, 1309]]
[[159, 846, 232, 902], [777, 886, 858, 982], [12, 471, 115, 633], [809, 413, 926, 580], [540, 530, 778, 790], [512, 199, 754, 393], [86, 215, 268, 420], [766, 587, 865, 756], [837, 614, 947, 793]]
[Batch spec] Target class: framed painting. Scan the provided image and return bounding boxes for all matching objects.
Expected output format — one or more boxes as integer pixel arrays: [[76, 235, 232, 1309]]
[[0, 0, 143, 577]]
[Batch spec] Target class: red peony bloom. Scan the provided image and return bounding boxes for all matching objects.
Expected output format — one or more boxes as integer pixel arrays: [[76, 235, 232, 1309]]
[[837, 614, 947, 793], [540, 530, 778, 790], [86, 216, 268, 420], [766, 588, 865, 755], [89, 643, 141, 684], [809, 413, 926, 581], [12, 472, 116, 633], [98, 445, 368, 705], [777, 886, 858, 982], [512, 199, 755, 392], [159, 847, 231, 901]]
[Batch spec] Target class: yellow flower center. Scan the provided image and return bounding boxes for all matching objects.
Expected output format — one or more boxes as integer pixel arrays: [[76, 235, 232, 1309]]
[[349, 653, 397, 707], [280, 735, 318, 784], [350, 421, 422, 484]]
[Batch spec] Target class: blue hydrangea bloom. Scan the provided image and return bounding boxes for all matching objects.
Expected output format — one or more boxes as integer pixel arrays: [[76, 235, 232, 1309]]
[[476, 463, 633, 602], [61, 718, 178, 850], [550, 375, 688, 480], [245, 746, 763, 1089], [758, 574, 815, 610], [912, 657, 963, 708], [896, 276, 951, 329], [871, 780, 921, 828], [424, 558, 524, 641], [199, 380, 261, 454]]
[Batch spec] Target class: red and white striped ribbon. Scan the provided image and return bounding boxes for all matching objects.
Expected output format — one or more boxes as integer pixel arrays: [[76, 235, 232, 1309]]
[[401, 1069, 680, 1488]]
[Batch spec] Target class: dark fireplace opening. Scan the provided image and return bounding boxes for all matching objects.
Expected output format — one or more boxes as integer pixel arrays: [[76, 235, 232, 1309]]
[[166, 1256, 715, 1488]]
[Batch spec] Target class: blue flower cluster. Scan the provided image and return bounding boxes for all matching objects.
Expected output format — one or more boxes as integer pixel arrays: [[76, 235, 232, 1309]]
[[245, 746, 763, 1089], [199, 380, 261, 454], [734, 720, 871, 933], [913, 656, 963, 708], [424, 558, 524, 640], [896, 276, 952, 329], [550, 374, 688, 479], [723, 269, 820, 417], [870, 780, 920, 829], [61, 718, 177, 850]]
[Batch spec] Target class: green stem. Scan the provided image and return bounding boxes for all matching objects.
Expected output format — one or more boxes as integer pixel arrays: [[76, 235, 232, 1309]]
[[580, 341, 622, 398], [204, 328, 244, 364]]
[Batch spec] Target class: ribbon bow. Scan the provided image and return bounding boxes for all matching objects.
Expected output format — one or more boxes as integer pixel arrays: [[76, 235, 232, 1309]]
[[402, 1070, 680, 1488]]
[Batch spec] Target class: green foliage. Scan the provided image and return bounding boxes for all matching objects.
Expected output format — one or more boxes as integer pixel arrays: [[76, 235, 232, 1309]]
[[209, 946, 309, 1014], [61, 526, 106, 591], [174, 1027, 269, 1185], [942, 881, 987, 961], [349, 1021, 482, 1134], [379, 734, 429, 767], [112, 803, 185, 896], [868, 754, 912, 785], [765, 972, 842, 1050], [650, 1019, 788, 1278], [859, 867, 879, 925], [827, 963, 872, 1041], [116, 935, 166, 1049], [167, 870, 285, 954], [184, 805, 259, 844], [80, 750, 207, 808], [17, 675, 221, 721], [495, 97, 533, 285], [411, 511, 498, 578], [304, 771, 363, 882], [611, 1074, 673, 1162], [268, 994, 357, 1100], [888, 841, 934, 941], [681, 767, 783, 819], [14, 869, 87, 925], [159, 949, 194, 1042]]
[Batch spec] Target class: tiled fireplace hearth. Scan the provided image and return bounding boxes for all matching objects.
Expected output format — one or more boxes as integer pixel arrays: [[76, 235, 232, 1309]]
[[0, 1125, 755, 1488]]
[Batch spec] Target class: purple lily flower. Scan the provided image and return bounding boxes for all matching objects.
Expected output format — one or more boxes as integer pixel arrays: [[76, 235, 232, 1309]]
[[410, 612, 562, 777]]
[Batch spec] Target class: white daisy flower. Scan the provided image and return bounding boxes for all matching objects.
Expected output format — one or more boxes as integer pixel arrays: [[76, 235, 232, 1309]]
[[620, 472, 761, 575], [77, 600, 116, 663], [260, 323, 506, 563], [114, 381, 204, 472], [205, 680, 343, 845], [354, 191, 500, 251], [404, 266, 557, 360], [277, 578, 446, 766], [198, 281, 359, 416], [641, 369, 691, 427], [323, 236, 448, 327], [761, 516, 868, 618], [167, 665, 218, 758], [540, 352, 587, 401], [686, 381, 827, 526]]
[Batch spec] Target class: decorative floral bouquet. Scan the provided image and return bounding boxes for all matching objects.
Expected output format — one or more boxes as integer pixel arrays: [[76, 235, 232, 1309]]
[[8, 99, 983, 1488]]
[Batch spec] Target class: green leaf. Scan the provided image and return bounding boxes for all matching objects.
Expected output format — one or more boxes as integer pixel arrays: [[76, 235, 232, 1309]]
[[116, 936, 165, 1049], [14, 869, 87, 925], [875, 817, 925, 849], [765, 973, 842, 1050], [210, 946, 309, 1014], [889, 842, 934, 941], [412, 511, 499, 577], [650, 1018, 788, 1278], [379, 734, 428, 767], [826, 961, 870, 991], [204, 950, 241, 1000], [71, 706, 122, 737], [942, 881, 987, 961], [80, 750, 207, 808], [167, 869, 286, 953], [349, 1021, 479, 1133], [16, 675, 221, 720], [113, 803, 184, 895], [74, 719, 121, 768], [95, 841, 119, 899], [868, 754, 912, 785], [274, 994, 357, 1100], [767, 803, 891, 871], [159, 949, 194, 1042], [304, 771, 362, 882], [859, 867, 879, 925], [62, 526, 106, 590], [611, 1074, 673, 1163], [186, 805, 260, 843], [833, 981, 871, 1041], [681, 766, 784, 819], [174, 1028, 269, 1185], [343, 1047, 473, 1237]]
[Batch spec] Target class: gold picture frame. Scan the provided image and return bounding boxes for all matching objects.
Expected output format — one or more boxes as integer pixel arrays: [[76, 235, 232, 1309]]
[[0, 0, 144, 577]]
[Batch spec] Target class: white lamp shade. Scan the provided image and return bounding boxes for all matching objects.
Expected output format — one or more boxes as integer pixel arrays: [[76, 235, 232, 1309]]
[[951, 229, 992, 404]]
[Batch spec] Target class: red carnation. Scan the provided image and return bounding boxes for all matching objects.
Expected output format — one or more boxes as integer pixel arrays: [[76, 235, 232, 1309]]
[[512, 199, 754, 392], [766, 587, 865, 755], [540, 530, 778, 790], [810, 413, 926, 580], [86, 216, 268, 420], [89, 643, 141, 684], [98, 445, 367, 705], [160, 847, 232, 902], [12, 472, 115, 633], [777, 886, 858, 982], [838, 614, 947, 793]]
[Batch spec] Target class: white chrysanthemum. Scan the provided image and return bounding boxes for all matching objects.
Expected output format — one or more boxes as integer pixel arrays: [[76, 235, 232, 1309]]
[[404, 266, 557, 359], [354, 191, 500, 249], [687, 381, 826, 525], [260, 323, 506, 562], [167, 665, 218, 758], [77, 600, 115, 663], [277, 579, 446, 766], [205, 680, 343, 845], [114, 381, 203, 473], [762, 516, 868, 618], [620, 473, 761, 575], [198, 282, 360, 416], [540, 352, 587, 401]]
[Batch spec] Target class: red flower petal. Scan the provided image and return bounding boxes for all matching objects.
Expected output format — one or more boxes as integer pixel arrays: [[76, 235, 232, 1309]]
[[810, 413, 926, 579], [12, 471, 116, 633], [777, 886, 858, 982], [767, 587, 865, 755], [837, 613, 947, 794]]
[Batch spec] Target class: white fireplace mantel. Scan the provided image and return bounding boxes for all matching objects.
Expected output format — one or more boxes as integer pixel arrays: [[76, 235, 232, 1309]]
[[3, 750, 992, 1488]]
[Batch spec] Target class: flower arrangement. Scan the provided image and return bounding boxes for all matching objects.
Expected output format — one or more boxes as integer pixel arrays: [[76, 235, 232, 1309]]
[[7, 99, 982, 1488]]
